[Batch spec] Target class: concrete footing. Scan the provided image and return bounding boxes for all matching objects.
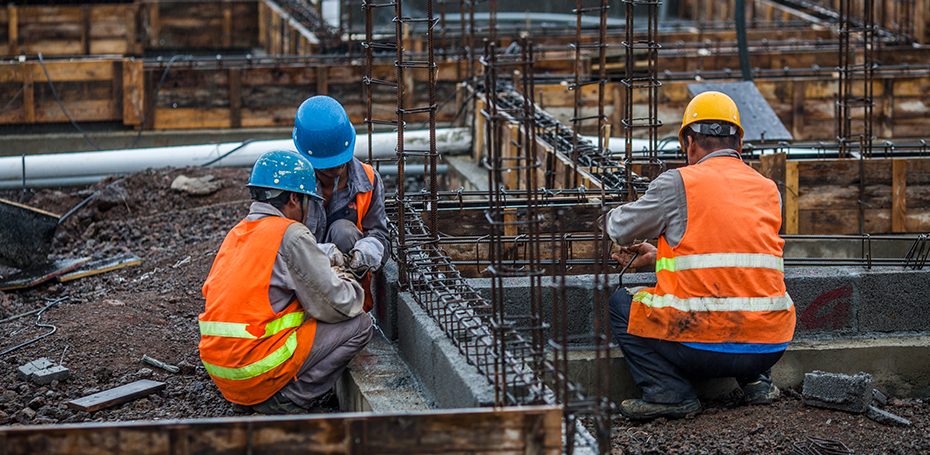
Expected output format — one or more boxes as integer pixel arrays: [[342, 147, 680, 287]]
[[347, 261, 930, 415]]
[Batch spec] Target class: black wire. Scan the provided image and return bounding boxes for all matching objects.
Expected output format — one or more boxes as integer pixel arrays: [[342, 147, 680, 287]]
[[200, 139, 256, 167], [37, 53, 101, 151], [131, 55, 185, 149]]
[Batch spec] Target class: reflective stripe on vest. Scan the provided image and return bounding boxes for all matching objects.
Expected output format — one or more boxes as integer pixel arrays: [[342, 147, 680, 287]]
[[203, 332, 298, 381], [655, 253, 784, 273], [199, 311, 304, 339], [633, 290, 794, 312]]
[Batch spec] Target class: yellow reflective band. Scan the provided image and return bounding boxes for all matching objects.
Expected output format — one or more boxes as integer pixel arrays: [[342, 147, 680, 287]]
[[199, 320, 256, 339], [262, 312, 304, 338], [655, 253, 783, 273], [199, 312, 305, 339], [633, 291, 794, 312], [202, 332, 298, 381]]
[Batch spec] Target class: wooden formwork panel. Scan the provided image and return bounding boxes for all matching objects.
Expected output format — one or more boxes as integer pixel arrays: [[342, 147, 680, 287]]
[[141, 1, 259, 51], [757, 155, 930, 235], [0, 4, 141, 57], [0, 406, 562, 455]]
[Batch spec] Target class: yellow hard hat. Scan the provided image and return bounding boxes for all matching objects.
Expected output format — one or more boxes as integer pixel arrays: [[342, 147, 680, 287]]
[[678, 91, 744, 148]]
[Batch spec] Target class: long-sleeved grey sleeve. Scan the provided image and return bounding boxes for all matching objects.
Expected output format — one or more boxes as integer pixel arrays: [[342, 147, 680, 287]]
[[279, 224, 365, 323], [359, 170, 391, 267], [605, 169, 687, 247]]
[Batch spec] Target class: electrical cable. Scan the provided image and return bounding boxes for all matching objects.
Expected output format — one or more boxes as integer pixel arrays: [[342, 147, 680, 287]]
[[0, 297, 68, 357], [131, 55, 185, 149], [36, 53, 101, 151], [200, 139, 256, 167]]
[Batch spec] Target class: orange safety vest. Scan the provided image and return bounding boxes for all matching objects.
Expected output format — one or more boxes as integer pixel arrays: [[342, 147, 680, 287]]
[[199, 216, 317, 405], [629, 156, 796, 344], [355, 162, 376, 312]]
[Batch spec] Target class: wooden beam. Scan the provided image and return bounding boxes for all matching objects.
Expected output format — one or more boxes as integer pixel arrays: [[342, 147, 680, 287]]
[[22, 63, 34, 124], [67, 380, 166, 412], [316, 65, 328, 96], [792, 80, 805, 140], [892, 159, 907, 232], [81, 5, 91, 55], [147, 2, 160, 48], [0, 406, 561, 455], [229, 67, 241, 128], [222, 1, 233, 49], [8, 5, 18, 57], [785, 160, 799, 235], [122, 58, 144, 126]]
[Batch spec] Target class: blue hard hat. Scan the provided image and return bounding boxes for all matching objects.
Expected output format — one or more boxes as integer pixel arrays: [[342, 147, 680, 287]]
[[293, 96, 357, 170], [247, 150, 321, 199]]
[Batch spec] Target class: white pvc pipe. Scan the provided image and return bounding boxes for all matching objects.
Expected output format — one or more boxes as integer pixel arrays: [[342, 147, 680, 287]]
[[0, 128, 471, 189]]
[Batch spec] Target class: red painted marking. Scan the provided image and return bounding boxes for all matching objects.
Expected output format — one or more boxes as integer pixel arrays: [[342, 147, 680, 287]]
[[800, 286, 853, 330]]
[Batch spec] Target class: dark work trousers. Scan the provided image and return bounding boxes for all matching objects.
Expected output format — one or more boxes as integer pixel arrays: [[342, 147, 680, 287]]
[[609, 288, 786, 404]]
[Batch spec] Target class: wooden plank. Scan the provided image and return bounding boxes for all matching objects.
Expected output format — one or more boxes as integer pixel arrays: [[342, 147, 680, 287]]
[[24, 59, 114, 82], [892, 159, 907, 232], [123, 58, 144, 126], [229, 67, 241, 128], [22, 63, 34, 124], [58, 253, 141, 282], [147, 2, 160, 48], [222, 1, 232, 49], [34, 99, 118, 124], [67, 380, 166, 413], [0, 257, 91, 291], [153, 108, 231, 129], [785, 161, 799, 235], [0, 406, 561, 455], [81, 5, 90, 55], [316, 65, 328, 96], [8, 4, 18, 57], [791, 80, 805, 140]]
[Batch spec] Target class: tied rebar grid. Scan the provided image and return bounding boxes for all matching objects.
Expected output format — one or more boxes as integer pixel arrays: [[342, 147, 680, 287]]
[[489, 83, 650, 195], [272, 0, 343, 52], [570, 0, 610, 190], [622, 0, 663, 201], [835, 0, 876, 160], [480, 39, 550, 407]]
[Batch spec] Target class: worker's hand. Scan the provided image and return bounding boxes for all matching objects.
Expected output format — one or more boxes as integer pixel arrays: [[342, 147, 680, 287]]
[[317, 243, 346, 268], [349, 237, 384, 273], [611, 242, 657, 270]]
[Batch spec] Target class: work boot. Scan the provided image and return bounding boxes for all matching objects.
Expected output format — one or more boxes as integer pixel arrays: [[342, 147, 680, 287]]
[[740, 373, 780, 405], [251, 392, 312, 415], [618, 398, 701, 420]]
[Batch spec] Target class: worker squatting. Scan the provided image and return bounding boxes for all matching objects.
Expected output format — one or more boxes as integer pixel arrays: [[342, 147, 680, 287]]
[[197, 92, 796, 420]]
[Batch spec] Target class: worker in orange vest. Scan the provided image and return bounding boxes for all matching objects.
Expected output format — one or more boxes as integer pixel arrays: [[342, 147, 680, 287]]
[[605, 91, 796, 420], [293, 96, 389, 312], [199, 150, 372, 414]]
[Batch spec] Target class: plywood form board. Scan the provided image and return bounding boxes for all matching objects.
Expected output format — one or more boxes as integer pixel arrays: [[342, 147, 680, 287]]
[[1, 406, 561, 455], [147, 1, 258, 50]]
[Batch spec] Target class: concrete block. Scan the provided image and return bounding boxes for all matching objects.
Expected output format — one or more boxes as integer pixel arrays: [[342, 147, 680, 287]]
[[872, 389, 888, 406], [858, 270, 930, 333], [32, 365, 70, 385], [783, 267, 860, 337], [17, 358, 54, 381], [865, 405, 911, 426], [802, 370, 873, 413], [374, 259, 401, 342]]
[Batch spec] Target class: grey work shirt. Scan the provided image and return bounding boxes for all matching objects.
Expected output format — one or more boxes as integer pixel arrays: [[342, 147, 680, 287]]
[[246, 202, 365, 323], [606, 149, 780, 248], [304, 157, 391, 266]]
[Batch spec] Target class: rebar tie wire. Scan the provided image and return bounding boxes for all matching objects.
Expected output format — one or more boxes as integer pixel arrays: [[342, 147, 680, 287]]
[[1, 297, 69, 357], [37, 54, 101, 151]]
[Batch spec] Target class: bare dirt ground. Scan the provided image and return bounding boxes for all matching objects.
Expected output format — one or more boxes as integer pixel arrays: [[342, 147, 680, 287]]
[[1, 166, 928, 454]]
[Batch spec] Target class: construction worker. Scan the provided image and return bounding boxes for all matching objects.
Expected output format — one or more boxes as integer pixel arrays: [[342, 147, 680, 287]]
[[604, 91, 796, 420], [293, 95, 390, 311], [199, 150, 372, 414]]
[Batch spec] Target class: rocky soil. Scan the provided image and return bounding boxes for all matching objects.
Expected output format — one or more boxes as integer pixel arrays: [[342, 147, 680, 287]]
[[1, 165, 928, 454]]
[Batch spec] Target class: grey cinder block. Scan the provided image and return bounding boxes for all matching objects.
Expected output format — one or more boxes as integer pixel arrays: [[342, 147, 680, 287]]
[[32, 365, 70, 385], [17, 358, 54, 381], [866, 405, 911, 426], [802, 370, 874, 413]]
